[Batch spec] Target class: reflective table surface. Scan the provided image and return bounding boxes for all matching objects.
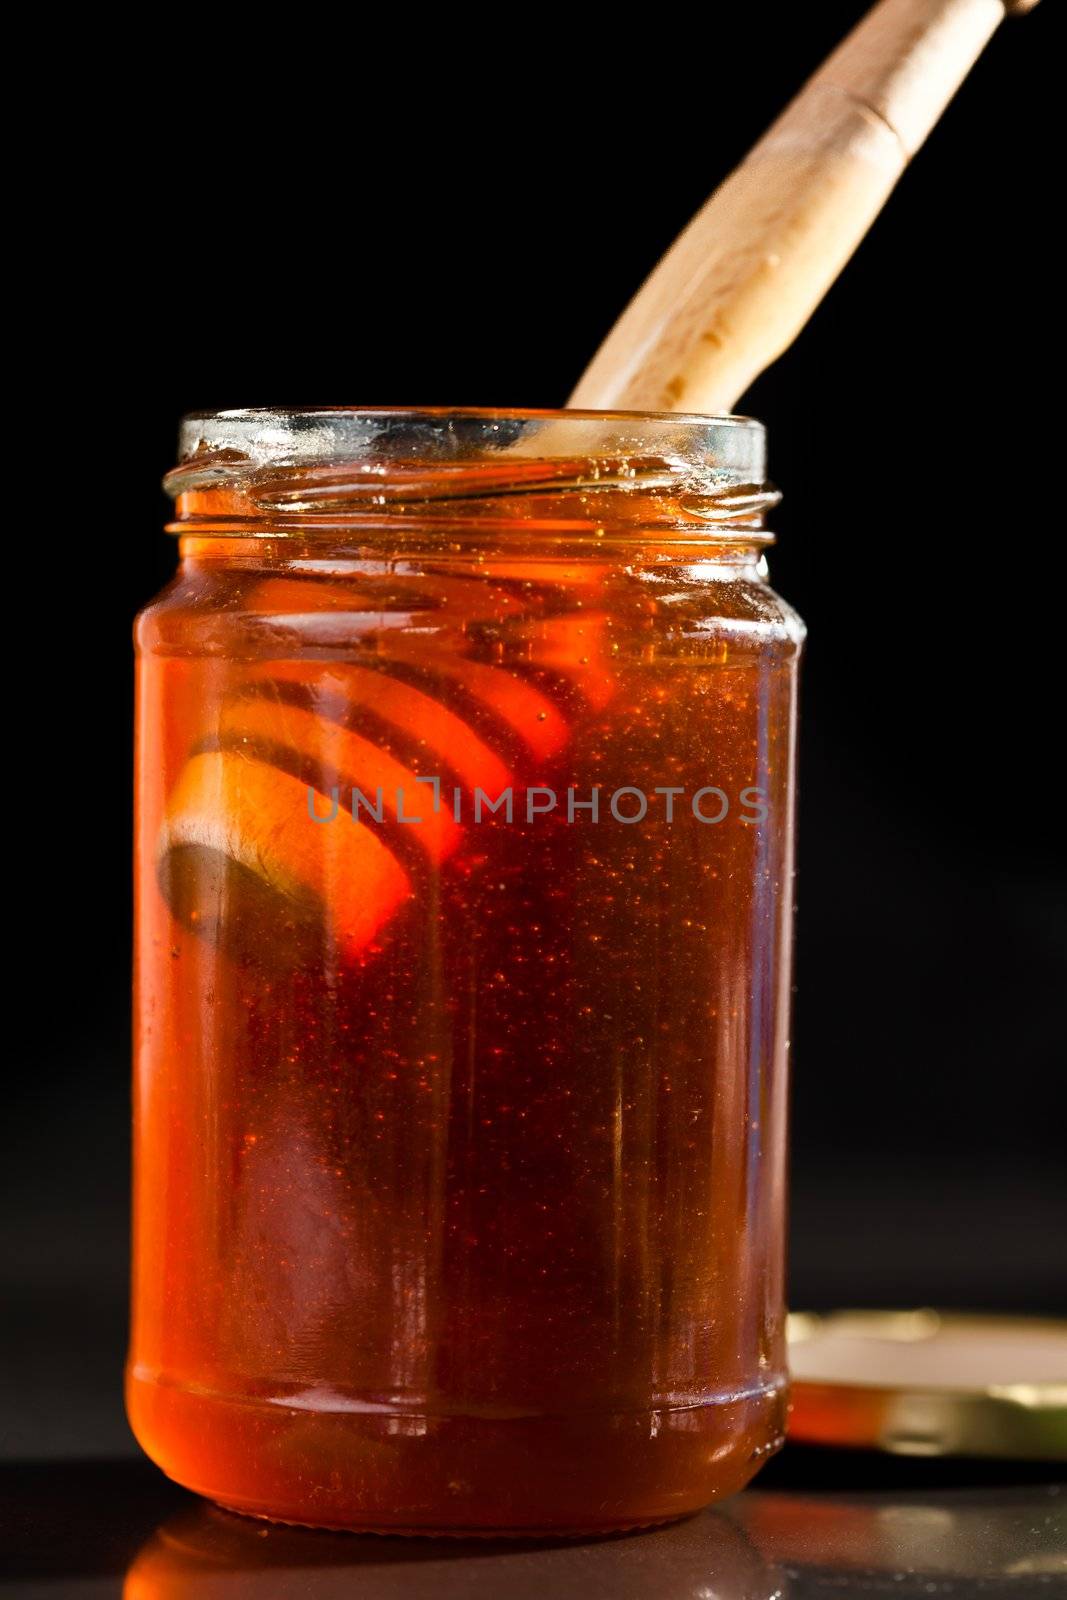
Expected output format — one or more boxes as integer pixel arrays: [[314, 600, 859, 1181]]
[[4, 1450, 1064, 1600]]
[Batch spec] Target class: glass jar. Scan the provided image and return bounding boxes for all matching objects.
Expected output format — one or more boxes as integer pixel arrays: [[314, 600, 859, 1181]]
[[130, 407, 804, 1535]]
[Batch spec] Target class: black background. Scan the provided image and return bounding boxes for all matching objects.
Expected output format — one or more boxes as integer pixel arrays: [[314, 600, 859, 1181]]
[[4, 3, 1062, 1466]]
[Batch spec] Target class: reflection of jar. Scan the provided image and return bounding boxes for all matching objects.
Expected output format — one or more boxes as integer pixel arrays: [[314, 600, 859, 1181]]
[[124, 1502, 780, 1600], [129, 408, 804, 1533]]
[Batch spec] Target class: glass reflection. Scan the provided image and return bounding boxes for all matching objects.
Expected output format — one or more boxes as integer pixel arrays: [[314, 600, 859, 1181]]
[[124, 1501, 783, 1600], [123, 1484, 1066, 1599], [732, 1486, 1066, 1595]]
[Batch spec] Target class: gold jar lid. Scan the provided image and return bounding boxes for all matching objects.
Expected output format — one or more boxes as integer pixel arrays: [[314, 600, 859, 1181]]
[[787, 1309, 1067, 1460]]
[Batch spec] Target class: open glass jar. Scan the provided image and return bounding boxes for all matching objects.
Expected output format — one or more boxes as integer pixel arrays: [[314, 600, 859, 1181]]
[[129, 407, 804, 1534]]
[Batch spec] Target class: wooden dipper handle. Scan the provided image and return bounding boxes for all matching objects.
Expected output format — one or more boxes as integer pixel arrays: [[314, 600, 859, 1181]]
[[569, 0, 1037, 416]]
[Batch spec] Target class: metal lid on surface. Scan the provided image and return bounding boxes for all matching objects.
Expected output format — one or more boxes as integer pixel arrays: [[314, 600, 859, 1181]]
[[787, 1309, 1067, 1460]]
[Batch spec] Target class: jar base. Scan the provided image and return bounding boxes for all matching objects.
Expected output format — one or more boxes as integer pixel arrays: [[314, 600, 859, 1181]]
[[128, 1368, 787, 1536], [211, 1500, 689, 1538]]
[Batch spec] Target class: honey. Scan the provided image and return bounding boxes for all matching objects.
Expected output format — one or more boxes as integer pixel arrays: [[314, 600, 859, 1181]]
[[129, 408, 803, 1533]]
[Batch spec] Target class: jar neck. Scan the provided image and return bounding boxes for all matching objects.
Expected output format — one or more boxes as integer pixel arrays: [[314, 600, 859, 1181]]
[[176, 535, 772, 584]]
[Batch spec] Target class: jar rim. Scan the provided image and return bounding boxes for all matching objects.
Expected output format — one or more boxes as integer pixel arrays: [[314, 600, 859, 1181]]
[[173, 405, 763, 474], [167, 407, 772, 532], [179, 404, 762, 429]]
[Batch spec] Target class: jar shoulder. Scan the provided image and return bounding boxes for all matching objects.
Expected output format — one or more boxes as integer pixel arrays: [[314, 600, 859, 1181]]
[[134, 567, 219, 652], [134, 559, 805, 659], [632, 563, 805, 661]]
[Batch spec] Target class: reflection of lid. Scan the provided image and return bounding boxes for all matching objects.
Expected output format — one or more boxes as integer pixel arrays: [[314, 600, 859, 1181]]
[[787, 1309, 1067, 1460], [732, 1487, 1067, 1586]]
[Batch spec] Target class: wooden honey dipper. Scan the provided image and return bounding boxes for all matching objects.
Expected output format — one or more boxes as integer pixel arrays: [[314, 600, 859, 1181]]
[[160, 566, 615, 963], [570, 0, 1040, 415], [161, 0, 1038, 963]]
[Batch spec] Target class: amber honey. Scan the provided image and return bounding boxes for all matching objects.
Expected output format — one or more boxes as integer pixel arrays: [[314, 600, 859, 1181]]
[[129, 409, 802, 1533]]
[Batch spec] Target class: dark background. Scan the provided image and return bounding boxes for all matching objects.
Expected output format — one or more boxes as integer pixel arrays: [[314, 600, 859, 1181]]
[[4, 3, 1062, 1468]]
